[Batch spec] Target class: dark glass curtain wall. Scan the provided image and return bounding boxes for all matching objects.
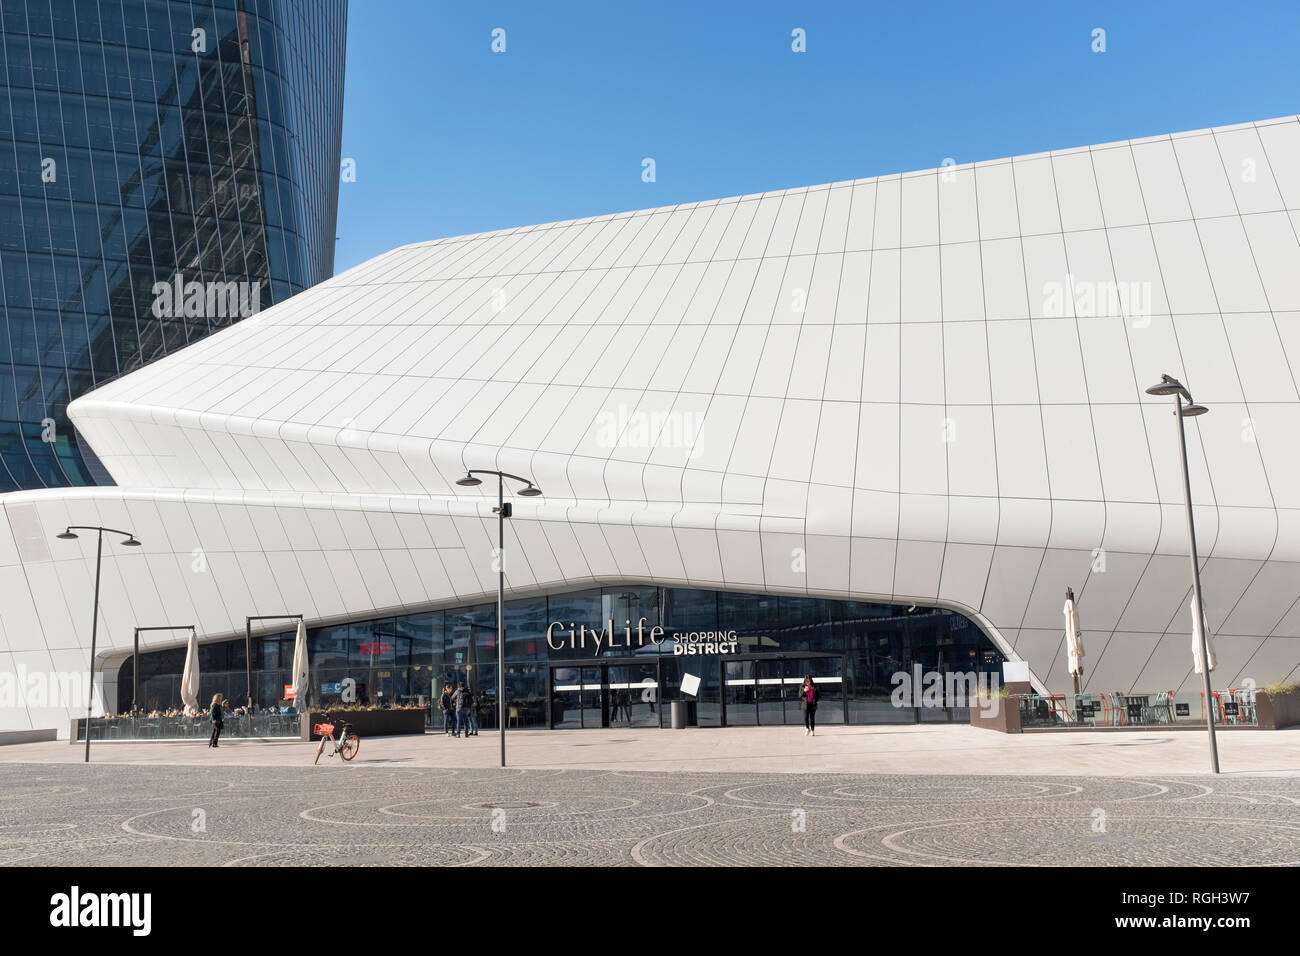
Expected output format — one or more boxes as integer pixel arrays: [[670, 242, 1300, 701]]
[[117, 585, 1008, 727], [0, 0, 346, 490]]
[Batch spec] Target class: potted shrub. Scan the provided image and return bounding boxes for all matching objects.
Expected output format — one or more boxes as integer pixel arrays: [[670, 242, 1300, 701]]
[[300, 704, 426, 740], [968, 684, 1019, 734], [1255, 681, 1300, 730]]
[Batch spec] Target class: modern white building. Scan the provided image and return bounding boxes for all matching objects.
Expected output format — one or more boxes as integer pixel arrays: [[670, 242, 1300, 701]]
[[3, 114, 1300, 736]]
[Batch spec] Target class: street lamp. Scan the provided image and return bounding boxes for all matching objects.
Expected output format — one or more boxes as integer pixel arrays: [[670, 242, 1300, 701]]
[[246, 615, 305, 711], [456, 469, 541, 767], [1144, 374, 1217, 773], [131, 625, 195, 714], [56, 525, 141, 763]]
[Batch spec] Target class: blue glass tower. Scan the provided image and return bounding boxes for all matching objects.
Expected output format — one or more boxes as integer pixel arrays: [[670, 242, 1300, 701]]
[[0, 0, 346, 490]]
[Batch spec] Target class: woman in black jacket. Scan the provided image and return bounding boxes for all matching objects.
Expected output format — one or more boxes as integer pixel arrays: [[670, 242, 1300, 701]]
[[208, 693, 224, 748], [799, 676, 820, 737]]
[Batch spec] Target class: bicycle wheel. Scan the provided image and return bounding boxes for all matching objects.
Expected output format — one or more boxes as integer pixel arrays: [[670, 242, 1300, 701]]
[[314, 737, 327, 765], [340, 734, 359, 761]]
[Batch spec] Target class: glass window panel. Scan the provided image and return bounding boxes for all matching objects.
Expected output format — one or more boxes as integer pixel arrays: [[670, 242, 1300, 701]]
[[6, 34, 34, 89], [52, 2, 80, 40], [29, 37, 60, 89], [503, 597, 547, 661], [25, 0, 53, 37]]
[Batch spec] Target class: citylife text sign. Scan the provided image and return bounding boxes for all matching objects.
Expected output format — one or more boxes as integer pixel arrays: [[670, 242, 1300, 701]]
[[545, 619, 739, 656]]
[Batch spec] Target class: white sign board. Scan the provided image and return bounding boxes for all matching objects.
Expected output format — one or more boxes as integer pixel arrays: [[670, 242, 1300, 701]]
[[1002, 660, 1031, 683], [680, 672, 701, 697]]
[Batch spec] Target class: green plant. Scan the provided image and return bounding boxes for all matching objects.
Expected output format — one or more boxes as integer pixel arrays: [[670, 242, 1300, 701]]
[[313, 704, 422, 712], [1260, 681, 1300, 696]]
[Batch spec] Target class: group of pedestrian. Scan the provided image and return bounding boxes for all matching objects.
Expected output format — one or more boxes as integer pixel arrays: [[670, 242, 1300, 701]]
[[437, 681, 479, 738]]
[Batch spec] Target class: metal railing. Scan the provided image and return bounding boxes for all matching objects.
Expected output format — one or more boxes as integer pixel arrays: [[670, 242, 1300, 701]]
[[1018, 689, 1258, 729], [76, 712, 302, 741]]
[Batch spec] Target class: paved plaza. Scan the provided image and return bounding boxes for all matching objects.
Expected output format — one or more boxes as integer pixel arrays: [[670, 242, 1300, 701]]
[[1, 760, 1299, 866], [2, 722, 1298, 776], [1, 726, 1298, 866]]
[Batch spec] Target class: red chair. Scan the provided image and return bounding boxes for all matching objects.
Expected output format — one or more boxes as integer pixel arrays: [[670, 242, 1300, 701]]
[[1200, 691, 1224, 722]]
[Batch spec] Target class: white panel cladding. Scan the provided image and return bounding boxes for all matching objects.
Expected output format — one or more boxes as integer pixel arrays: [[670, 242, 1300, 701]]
[[0, 117, 1291, 737]]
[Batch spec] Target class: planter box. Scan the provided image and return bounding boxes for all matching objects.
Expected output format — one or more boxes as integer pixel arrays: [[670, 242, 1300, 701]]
[[300, 709, 425, 741], [1256, 687, 1300, 731], [969, 695, 1021, 734], [2, 728, 56, 745]]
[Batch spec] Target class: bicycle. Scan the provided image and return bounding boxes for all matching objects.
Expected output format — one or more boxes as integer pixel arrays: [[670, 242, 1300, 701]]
[[313, 711, 360, 764]]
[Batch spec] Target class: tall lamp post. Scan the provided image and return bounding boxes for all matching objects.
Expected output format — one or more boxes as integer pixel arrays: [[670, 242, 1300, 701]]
[[1145, 374, 1218, 774], [131, 624, 195, 714], [56, 525, 142, 763], [455, 469, 542, 768], [246, 614, 304, 711]]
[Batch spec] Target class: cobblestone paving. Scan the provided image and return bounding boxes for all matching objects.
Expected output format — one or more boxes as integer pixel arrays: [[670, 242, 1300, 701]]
[[1, 763, 1298, 866]]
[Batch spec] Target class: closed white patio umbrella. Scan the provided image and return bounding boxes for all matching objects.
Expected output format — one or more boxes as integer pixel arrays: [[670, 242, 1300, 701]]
[[1060, 587, 1083, 722], [180, 627, 200, 716], [1191, 595, 1217, 675], [290, 619, 310, 713], [1064, 588, 1085, 690]]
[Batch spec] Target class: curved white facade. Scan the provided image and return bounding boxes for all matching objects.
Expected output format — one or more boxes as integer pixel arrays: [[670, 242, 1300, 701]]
[[3, 115, 1300, 734]]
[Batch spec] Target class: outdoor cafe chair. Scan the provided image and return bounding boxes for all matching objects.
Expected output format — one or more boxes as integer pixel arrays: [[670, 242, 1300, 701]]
[[1151, 691, 1174, 725], [1106, 691, 1130, 726], [1047, 694, 1070, 723], [1200, 691, 1224, 723]]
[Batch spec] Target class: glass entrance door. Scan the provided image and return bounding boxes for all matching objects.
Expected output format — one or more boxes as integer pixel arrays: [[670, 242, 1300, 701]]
[[721, 655, 845, 726], [607, 662, 660, 728], [756, 659, 787, 724], [551, 666, 582, 728], [580, 666, 606, 728], [549, 661, 661, 728], [792, 656, 844, 725], [722, 659, 758, 725]]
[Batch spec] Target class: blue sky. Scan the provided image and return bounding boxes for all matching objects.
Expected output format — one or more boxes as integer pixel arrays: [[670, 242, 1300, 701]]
[[334, 1, 1300, 272]]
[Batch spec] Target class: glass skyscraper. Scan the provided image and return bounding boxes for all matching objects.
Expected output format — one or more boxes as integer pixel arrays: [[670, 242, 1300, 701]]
[[0, 0, 346, 491]]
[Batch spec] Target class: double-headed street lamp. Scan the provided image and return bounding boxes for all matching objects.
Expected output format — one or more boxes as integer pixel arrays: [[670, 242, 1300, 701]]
[[1145, 373, 1218, 774], [56, 525, 141, 763], [455, 469, 541, 768]]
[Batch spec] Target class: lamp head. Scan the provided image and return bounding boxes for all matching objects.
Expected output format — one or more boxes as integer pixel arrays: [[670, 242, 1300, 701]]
[[1146, 374, 1193, 403], [1182, 404, 1209, 417], [517, 483, 542, 497], [1145, 377, 1183, 397], [56, 529, 78, 540], [455, 474, 482, 487], [122, 536, 142, 547]]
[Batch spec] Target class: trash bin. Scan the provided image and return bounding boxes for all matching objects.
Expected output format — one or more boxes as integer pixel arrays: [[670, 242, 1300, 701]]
[[671, 700, 687, 729]]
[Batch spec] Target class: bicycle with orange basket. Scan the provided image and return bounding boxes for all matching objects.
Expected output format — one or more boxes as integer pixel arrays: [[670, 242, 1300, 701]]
[[313, 711, 360, 764]]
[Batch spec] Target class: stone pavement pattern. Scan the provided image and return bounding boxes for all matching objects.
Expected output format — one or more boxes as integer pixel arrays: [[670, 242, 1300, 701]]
[[5, 724, 1300, 775], [2, 762, 1299, 866]]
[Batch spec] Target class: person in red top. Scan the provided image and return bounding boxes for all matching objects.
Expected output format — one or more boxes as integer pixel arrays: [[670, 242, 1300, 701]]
[[800, 676, 820, 736]]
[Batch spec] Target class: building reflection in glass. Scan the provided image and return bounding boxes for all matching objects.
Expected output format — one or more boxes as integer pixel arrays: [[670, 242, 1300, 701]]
[[0, 0, 346, 490]]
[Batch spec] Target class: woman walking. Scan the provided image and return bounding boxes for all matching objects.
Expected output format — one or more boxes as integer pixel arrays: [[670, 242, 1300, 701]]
[[800, 676, 819, 737], [208, 693, 224, 748]]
